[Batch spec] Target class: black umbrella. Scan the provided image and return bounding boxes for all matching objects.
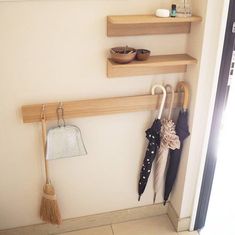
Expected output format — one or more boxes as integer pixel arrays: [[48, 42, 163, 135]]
[[138, 85, 166, 201], [164, 82, 190, 205]]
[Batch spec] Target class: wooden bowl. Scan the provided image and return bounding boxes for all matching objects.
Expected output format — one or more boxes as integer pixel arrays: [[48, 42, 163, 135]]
[[110, 47, 137, 64], [136, 49, 151, 61]]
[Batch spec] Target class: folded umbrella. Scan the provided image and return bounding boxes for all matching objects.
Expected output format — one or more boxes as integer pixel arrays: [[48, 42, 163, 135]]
[[138, 85, 166, 201], [153, 85, 180, 203], [163, 82, 190, 205]]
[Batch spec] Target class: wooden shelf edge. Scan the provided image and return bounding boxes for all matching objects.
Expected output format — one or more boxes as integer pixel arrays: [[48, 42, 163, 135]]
[[108, 54, 197, 67], [108, 15, 202, 24], [107, 54, 197, 78], [107, 15, 202, 36]]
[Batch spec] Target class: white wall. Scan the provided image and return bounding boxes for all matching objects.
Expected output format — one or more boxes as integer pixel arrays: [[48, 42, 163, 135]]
[[169, 0, 230, 226], [169, 0, 208, 217], [0, 0, 194, 230], [1, 0, 227, 231]]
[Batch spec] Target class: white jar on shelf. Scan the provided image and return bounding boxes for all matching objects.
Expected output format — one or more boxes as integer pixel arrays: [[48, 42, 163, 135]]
[[176, 0, 192, 17]]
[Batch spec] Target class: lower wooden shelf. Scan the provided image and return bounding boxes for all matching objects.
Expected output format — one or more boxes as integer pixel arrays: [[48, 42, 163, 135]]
[[107, 54, 197, 78]]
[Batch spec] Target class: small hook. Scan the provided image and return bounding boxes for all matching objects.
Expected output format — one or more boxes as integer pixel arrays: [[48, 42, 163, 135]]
[[56, 102, 66, 127], [164, 84, 175, 120], [41, 104, 46, 121]]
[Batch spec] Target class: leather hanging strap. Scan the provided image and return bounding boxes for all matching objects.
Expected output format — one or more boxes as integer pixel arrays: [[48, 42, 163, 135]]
[[176, 81, 189, 110]]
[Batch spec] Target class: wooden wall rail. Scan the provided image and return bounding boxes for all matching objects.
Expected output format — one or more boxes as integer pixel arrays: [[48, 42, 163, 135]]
[[22, 92, 183, 123]]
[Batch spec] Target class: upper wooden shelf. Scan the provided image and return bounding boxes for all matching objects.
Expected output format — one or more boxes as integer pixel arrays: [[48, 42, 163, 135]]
[[107, 54, 197, 78], [107, 15, 202, 36]]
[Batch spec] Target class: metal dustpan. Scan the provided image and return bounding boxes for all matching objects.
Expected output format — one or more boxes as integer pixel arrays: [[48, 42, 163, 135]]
[[46, 104, 87, 160]]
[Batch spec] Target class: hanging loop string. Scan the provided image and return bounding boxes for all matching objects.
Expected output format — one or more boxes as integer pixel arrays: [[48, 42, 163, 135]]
[[164, 84, 175, 120], [56, 102, 66, 127]]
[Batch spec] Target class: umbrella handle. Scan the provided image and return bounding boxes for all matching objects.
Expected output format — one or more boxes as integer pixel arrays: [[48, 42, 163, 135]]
[[176, 81, 189, 111], [151, 84, 166, 119], [164, 84, 174, 120]]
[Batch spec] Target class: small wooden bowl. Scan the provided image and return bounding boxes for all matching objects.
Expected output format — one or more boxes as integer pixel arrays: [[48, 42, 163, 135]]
[[110, 47, 137, 64], [136, 49, 151, 61]]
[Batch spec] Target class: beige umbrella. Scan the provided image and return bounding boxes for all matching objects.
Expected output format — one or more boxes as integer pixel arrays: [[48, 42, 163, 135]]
[[153, 84, 180, 203]]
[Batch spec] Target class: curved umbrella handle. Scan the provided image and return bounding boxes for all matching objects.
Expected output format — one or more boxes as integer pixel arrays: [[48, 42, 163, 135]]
[[176, 81, 189, 111], [165, 84, 174, 120], [151, 84, 166, 119]]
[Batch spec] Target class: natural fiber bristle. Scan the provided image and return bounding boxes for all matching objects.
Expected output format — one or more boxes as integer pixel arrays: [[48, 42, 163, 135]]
[[40, 183, 62, 225]]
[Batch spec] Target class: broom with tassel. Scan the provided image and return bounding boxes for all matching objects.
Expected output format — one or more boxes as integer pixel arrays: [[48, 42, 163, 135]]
[[40, 106, 62, 225]]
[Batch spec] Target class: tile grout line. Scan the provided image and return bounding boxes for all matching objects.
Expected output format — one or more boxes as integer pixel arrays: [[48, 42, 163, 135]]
[[166, 213, 178, 233]]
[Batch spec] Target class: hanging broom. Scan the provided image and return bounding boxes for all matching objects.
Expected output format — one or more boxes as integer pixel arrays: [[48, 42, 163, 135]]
[[40, 107, 62, 225]]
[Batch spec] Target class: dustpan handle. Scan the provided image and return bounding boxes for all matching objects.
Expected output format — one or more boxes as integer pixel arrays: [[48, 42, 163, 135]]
[[151, 84, 166, 119], [41, 106, 49, 184]]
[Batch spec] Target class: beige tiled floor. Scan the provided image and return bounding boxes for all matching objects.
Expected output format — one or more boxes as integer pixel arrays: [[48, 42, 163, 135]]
[[112, 215, 177, 235], [60, 215, 199, 235], [59, 226, 113, 235], [179, 232, 198, 235]]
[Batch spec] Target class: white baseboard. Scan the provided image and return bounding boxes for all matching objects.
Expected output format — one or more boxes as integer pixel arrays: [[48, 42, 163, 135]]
[[167, 202, 191, 232], [0, 202, 191, 235], [0, 203, 168, 235]]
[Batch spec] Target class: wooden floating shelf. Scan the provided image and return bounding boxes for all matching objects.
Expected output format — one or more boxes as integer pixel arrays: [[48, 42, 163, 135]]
[[107, 54, 197, 78], [22, 92, 183, 123], [107, 15, 202, 36]]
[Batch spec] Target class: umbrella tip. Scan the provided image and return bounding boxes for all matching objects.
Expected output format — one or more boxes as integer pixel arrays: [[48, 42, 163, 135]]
[[163, 201, 167, 206], [153, 193, 156, 204], [138, 195, 141, 201]]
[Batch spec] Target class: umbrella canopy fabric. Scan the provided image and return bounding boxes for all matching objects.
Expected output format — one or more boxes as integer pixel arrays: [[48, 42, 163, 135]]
[[163, 110, 190, 204], [153, 118, 180, 203], [138, 119, 161, 201]]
